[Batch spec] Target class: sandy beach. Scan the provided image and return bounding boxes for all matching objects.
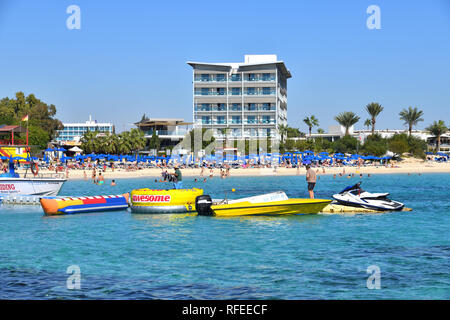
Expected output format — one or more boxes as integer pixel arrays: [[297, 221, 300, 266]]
[[16, 158, 450, 180]]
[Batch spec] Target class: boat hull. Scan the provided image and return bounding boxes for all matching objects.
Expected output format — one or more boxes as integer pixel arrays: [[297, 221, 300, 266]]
[[0, 178, 66, 196], [189, 199, 332, 217], [332, 197, 405, 211]]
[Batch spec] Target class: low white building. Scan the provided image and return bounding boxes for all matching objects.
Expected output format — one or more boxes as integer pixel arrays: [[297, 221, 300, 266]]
[[55, 116, 114, 143]]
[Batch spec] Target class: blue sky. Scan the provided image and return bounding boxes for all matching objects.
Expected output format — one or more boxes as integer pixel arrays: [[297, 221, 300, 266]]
[[0, 0, 449, 133]]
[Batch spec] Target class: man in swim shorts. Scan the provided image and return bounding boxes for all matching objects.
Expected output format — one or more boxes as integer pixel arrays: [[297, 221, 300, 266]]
[[98, 172, 104, 185], [306, 165, 316, 199]]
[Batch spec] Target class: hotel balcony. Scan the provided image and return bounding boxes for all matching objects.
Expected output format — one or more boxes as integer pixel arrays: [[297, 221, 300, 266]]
[[244, 120, 276, 125], [144, 129, 189, 139]]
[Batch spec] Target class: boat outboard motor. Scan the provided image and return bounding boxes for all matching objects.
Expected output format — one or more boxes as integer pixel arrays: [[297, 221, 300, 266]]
[[195, 195, 214, 216]]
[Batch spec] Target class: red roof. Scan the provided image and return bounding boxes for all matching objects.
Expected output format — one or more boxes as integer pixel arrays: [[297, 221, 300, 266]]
[[0, 125, 27, 133]]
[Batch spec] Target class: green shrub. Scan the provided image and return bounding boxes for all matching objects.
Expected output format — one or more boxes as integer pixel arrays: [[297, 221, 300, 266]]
[[332, 135, 360, 154]]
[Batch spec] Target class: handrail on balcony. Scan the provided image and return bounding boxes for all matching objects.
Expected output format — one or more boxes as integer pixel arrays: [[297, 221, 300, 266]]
[[0, 139, 26, 145]]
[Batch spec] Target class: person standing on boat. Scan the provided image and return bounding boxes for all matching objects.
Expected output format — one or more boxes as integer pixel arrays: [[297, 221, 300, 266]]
[[306, 165, 317, 199], [172, 164, 183, 189]]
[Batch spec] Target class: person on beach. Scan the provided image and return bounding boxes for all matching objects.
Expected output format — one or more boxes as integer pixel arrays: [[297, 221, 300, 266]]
[[306, 165, 317, 199], [172, 165, 183, 189]]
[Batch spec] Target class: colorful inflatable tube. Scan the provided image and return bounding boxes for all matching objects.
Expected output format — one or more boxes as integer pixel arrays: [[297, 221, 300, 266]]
[[40, 194, 129, 215], [130, 188, 203, 213]]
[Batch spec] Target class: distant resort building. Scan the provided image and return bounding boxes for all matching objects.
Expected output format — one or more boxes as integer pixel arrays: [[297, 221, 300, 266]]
[[292, 126, 450, 154], [135, 117, 192, 154], [187, 54, 291, 141], [55, 116, 114, 146]]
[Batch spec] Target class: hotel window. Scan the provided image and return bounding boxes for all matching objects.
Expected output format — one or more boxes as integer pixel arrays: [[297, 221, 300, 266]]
[[231, 103, 241, 111], [261, 116, 272, 123], [231, 116, 241, 124], [198, 103, 210, 111], [201, 88, 209, 95], [247, 73, 256, 81], [231, 87, 241, 96], [246, 103, 257, 111], [232, 128, 242, 137], [230, 74, 241, 81], [201, 74, 210, 82], [262, 73, 274, 81], [216, 116, 226, 124], [216, 74, 226, 82], [217, 103, 226, 111], [202, 116, 211, 124], [261, 103, 273, 111], [262, 87, 273, 95], [216, 88, 226, 95], [246, 88, 256, 95], [247, 116, 256, 124]]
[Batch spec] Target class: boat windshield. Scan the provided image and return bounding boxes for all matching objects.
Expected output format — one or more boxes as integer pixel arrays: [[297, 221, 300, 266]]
[[339, 182, 363, 194]]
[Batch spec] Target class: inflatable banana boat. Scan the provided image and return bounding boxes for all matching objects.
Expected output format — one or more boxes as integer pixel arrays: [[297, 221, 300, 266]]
[[130, 188, 203, 213], [40, 194, 129, 215]]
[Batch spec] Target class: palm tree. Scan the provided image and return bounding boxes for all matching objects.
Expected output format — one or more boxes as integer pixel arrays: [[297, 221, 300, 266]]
[[303, 115, 319, 137], [129, 128, 146, 152], [317, 128, 325, 134], [278, 124, 288, 143], [426, 120, 448, 152], [334, 112, 360, 136], [80, 130, 99, 154], [365, 102, 383, 135], [364, 119, 371, 131], [118, 131, 132, 154], [399, 106, 424, 136]]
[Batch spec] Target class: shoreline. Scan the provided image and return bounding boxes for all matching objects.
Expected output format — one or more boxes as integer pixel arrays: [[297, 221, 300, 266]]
[[17, 161, 450, 180]]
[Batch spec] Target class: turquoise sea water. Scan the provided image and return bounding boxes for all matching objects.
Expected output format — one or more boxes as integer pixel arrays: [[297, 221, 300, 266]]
[[0, 173, 449, 299]]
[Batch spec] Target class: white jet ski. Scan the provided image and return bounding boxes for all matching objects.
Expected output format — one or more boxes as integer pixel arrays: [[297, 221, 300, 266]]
[[332, 182, 404, 211]]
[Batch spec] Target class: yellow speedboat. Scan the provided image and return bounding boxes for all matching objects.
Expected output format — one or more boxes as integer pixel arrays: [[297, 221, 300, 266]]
[[188, 192, 332, 217]]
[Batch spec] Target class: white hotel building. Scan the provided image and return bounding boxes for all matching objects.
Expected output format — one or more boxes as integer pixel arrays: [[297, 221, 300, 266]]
[[187, 55, 291, 141], [55, 116, 114, 143]]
